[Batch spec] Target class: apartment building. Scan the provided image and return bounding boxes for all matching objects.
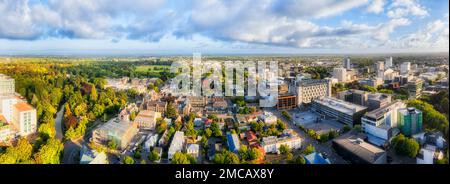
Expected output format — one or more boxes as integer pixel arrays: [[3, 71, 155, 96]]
[[261, 135, 302, 154], [296, 79, 331, 105]]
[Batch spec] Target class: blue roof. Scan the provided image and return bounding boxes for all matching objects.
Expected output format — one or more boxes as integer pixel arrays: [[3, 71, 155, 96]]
[[304, 152, 331, 164], [227, 133, 240, 153]]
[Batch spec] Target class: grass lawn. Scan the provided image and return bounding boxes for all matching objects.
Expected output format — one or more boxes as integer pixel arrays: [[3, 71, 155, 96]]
[[135, 65, 169, 73]]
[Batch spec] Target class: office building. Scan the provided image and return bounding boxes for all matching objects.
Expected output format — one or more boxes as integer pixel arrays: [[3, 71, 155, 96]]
[[398, 107, 423, 136], [311, 97, 368, 126], [168, 131, 185, 160], [338, 89, 368, 106], [385, 57, 393, 69], [0, 74, 15, 96], [333, 68, 347, 83], [400, 62, 411, 75], [383, 69, 399, 81], [344, 57, 351, 70], [367, 93, 392, 111], [332, 133, 387, 164], [277, 94, 297, 110], [361, 101, 406, 146], [92, 118, 138, 150], [359, 78, 383, 88], [376, 61, 385, 78], [407, 78, 423, 99], [296, 79, 331, 105]]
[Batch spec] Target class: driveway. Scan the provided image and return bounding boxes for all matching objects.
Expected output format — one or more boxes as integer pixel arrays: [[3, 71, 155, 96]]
[[62, 139, 83, 164], [54, 105, 64, 141]]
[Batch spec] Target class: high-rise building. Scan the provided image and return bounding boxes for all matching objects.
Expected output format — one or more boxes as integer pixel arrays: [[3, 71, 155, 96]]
[[344, 57, 351, 70], [333, 68, 347, 83], [0, 74, 15, 96], [0, 95, 18, 123], [385, 57, 393, 69], [361, 101, 406, 146], [12, 102, 37, 136], [376, 61, 385, 79], [398, 107, 423, 136], [296, 79, 331, 105], [407, 78, 423, 99], [400, 62, 411, 75]]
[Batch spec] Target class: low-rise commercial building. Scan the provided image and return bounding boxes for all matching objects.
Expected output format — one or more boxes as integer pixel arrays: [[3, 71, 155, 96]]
[[367, 93, 392, 111], [311, 97, 368, 127], [92, 118, 138, 150], [332, 133, 387, 164]]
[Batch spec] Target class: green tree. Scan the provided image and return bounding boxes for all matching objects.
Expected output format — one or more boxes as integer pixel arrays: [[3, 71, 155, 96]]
[[123, 156, 135, 164], [171, 152, 196, 164], [204, 128, 213, 138], [391, 134, 420, 158], [107, 139, 118, 150], [286, 152, 294, 161], [148, 150, 160, 162], [295, 156, 306, 164], [304, 144, 315, 155], [90, 84, 98, 102], [165, 102, 177, 119], [34, 138, 64, 164], [279, 144, 290, 155]]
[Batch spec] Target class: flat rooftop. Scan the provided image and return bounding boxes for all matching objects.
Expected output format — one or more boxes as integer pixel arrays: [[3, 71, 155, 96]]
[[365, 101, 403, 119], [333, 133, 385, 163], [14, 102, 35, 112], [313, 97, 367, 115]]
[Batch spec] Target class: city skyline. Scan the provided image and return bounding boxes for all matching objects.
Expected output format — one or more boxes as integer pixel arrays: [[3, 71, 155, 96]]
[[0, 0, 449, 55]]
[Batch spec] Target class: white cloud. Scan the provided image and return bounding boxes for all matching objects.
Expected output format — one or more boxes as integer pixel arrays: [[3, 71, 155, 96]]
[[387, 0, 428, 18], [0, 0, 447, 52], [367, 0, 385, 14], [396, 16, 449, 49], [271, 0, 370, 19]]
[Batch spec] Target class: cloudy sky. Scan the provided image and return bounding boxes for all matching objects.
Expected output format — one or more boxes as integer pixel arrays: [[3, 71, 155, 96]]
[[0, 0, 448, 55]]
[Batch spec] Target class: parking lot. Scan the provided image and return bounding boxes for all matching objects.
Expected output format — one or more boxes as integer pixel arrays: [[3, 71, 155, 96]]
[[293, 110, 343, 135]]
